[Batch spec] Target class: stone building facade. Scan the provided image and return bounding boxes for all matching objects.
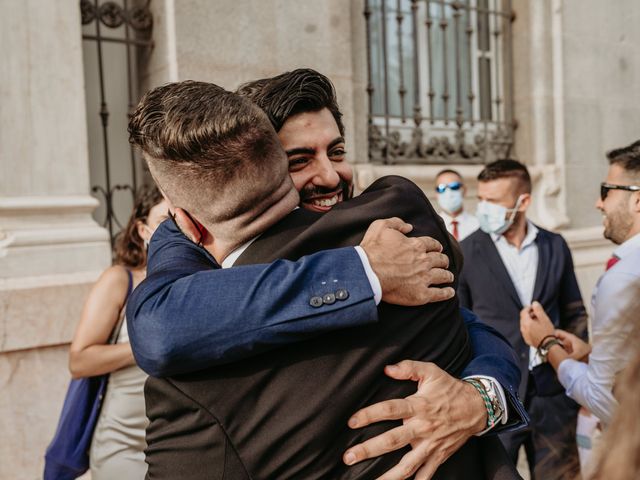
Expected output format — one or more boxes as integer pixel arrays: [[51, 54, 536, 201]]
[[1, 0, 637, 477]]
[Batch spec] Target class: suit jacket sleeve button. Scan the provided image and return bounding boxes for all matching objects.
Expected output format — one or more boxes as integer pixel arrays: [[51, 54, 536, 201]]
[[323, 293, 336, 305], [310, 296, 323, 307], [335, 289, 349, 301]]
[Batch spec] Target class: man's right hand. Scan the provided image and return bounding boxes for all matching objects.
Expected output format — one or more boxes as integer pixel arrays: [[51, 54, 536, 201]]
[[555, 329, 591, 362], [360, 218, 455, 306]]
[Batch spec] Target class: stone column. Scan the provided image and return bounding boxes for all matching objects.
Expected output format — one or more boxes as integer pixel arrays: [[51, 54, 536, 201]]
[[512, 0, 570, 230], [0, 1, 110, 477], [512, 0, 621, 299]]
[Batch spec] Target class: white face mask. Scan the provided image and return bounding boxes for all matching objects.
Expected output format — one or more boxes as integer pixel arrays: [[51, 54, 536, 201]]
[[476, 196, 523, 235], [437, 189, 464, 215]]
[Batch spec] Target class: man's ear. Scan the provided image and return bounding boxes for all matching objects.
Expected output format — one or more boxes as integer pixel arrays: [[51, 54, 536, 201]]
[[518, 193, 532, 211], [631, 191, 640, 213], [173, 208, 211, 246]]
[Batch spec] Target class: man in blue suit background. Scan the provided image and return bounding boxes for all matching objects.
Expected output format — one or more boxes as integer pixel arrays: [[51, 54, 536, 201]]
[[459, 159, 587, 479], [128, 70, 527, 477]]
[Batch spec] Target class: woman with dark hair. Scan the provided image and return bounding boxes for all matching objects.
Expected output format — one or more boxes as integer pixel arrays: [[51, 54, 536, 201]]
[[68, 184, 167, 479]]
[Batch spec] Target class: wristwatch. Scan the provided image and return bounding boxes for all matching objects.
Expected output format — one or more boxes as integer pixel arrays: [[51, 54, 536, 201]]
[[538, 337, 564, 363]]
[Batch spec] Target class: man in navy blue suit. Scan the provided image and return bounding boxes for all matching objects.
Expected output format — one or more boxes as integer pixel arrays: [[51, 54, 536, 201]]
[[128, 71, 527, 478], [459, 159, 587, 479]]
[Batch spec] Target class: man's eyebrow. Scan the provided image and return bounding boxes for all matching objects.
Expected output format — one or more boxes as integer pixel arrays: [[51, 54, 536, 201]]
[[285, 137, 345, 157], [285, 147, 316, 156], [327, 136, 345, 150]]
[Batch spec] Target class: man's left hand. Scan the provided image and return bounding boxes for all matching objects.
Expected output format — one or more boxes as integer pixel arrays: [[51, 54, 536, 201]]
[[343, 360, 486, 480], [555, 329, 591, 362]]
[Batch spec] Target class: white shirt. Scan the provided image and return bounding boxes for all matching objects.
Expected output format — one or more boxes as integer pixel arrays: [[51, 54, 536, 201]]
[[492, 221, 542, 369], [557, 232, 640, 425], [439, 210, 480, 241]]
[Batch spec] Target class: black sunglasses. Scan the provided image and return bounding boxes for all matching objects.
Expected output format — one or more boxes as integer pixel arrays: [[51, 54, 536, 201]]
[[600, 182, 640, 201]]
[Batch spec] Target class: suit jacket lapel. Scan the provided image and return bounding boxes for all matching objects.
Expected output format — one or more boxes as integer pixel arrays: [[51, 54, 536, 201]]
[[532, 229, 549, 302], [474, 232, 523, 308]]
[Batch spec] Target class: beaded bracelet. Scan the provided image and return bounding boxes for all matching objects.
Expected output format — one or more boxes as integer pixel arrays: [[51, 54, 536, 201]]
[[463, 378, 496, 428]]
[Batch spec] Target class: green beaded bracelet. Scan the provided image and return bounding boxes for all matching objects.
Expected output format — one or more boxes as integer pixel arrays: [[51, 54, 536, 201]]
[[464, 378, 496, 428]]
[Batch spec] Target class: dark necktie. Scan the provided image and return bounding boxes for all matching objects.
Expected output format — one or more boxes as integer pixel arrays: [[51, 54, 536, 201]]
[[605, 255, 620, 271]]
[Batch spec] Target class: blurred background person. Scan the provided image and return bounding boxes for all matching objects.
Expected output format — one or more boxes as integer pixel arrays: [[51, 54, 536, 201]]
[[589, 311, 640, 480], [520, 140, 640, 475], [435, 168, 479, 241], [68, 184, 167, 479], [459, 159, 587, 479]]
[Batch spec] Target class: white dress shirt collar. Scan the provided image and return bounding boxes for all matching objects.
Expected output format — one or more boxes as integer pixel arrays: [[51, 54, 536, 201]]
[[491, 219, 539, 248], [438, 210, 479, 241], [438, 210, 456, 224], [613, 231, 640, 260], [221, 207, 300, 268], [221, 236, 260, 268]]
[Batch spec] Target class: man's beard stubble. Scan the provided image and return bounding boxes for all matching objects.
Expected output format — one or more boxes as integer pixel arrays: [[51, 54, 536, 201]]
[[603, 205, 633, 245]]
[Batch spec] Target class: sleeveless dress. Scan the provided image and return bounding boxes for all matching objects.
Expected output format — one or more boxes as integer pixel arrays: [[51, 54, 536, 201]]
[[89, 301, 148, 478]]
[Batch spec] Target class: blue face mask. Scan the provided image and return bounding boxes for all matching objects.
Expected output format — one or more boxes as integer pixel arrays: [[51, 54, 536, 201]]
[[476, 196, 523, 235], [437, 189, 464, 215]]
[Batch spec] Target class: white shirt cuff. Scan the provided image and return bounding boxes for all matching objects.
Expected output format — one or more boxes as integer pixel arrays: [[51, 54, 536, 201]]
[[463, 375, 509, 435], [354, 246, 382, 305]]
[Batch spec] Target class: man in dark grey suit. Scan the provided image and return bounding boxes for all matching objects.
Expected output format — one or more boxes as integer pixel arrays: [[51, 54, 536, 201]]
[[459, 159, 587, 479]]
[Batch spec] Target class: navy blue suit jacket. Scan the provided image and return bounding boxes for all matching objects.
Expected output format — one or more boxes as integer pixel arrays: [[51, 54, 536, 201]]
[[458, 227, 588, 399], [128, 218, 527, 432]]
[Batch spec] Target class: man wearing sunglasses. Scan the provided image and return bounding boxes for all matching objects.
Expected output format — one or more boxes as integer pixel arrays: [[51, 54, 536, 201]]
[[520, 140, 640, 429], [435, 169, 479, 241]]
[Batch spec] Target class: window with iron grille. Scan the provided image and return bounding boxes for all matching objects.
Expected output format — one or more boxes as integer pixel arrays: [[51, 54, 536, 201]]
[[81, 0, 154, 250], [364, 0, 515, 165]]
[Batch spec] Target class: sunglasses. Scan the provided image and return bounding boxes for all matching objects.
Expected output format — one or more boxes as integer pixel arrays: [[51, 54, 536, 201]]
[[435, 181, 463, 194], [600, 182, 640, 201]]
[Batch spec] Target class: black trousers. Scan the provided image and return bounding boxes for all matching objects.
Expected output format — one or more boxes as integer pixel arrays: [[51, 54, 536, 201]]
[[499, 381, 580, 480]]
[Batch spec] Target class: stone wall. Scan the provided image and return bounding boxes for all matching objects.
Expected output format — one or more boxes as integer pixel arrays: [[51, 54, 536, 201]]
[[1, 1, 636, 477], [0, 2, 110, 478], [145, 0, 361, 164]]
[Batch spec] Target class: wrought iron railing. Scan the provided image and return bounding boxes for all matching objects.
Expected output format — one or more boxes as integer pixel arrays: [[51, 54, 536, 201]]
[[80, 0, 153, 249], [364, 0, 515, 165]]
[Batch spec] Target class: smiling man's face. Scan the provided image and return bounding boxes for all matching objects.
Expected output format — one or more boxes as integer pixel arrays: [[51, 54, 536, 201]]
[[277, 107, 354, 212]]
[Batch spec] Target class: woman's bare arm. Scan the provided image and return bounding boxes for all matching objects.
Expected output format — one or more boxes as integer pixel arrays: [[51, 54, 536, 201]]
[[69, 265, 136, 378]]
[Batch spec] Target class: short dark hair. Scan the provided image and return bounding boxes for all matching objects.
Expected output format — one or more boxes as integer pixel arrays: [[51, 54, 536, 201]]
[[435, 169, 463, 181], [606, 140, 640, 178], [236, 68, 345, 135], [128, 81, 287, 242], [236, 77, 271, 99], [478, 159, 532, 193]]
